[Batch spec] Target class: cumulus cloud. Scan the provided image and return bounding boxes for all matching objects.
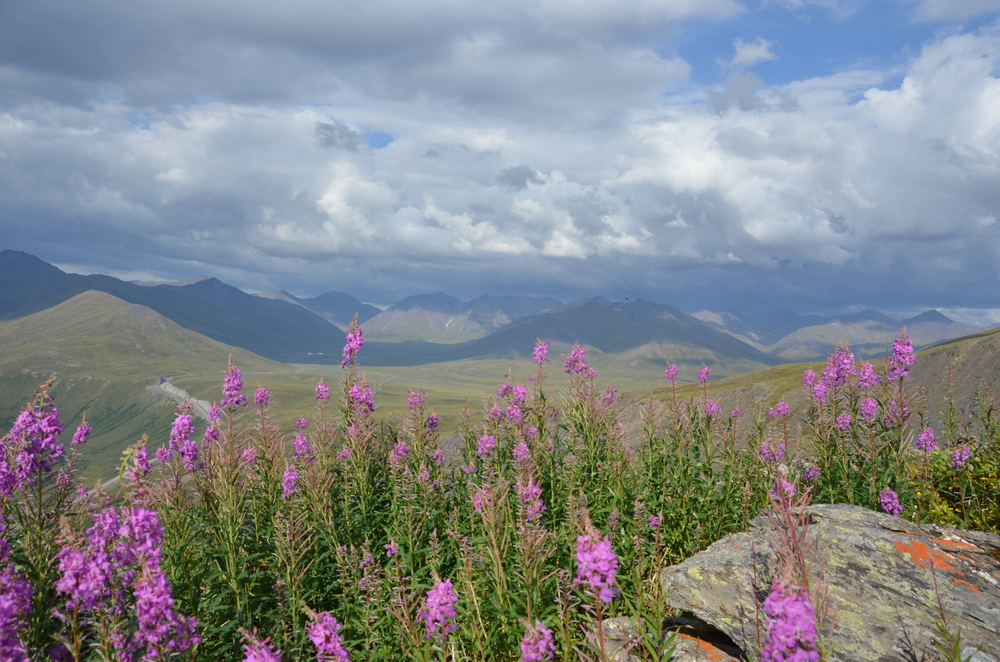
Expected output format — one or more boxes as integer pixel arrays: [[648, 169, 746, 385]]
[[2, 0, 1000, 312]]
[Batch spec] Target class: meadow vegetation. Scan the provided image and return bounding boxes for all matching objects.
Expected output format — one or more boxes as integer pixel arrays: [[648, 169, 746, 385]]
[[0, 317, 998, 661]]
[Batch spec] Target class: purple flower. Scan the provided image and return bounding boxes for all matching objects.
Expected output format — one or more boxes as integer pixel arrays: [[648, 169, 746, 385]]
[[293, 434, 314, 464], [506, 404, 524, 424], [885, 399, 909, 427], [421, 579, 458, 640], [804, 466, 821, 483], [517, 481, 546, 522], [477, 434, 497, 457], [879, 487, 902, 517], [951, 446, 972, 469], [209, 403, 222, 422], [156, 446, 172, 463], [821, 344, 857, 391], [341, 317, 364, 368], [221, 360, 247, 410], [859, 397, 878, 421], [767, 401, 791, 419], [7, 405, 64, 492], [770, 479, 797, 500], [811, 382, 827, 403], [169, 412, 194, 458], [348, 385, 375, 414], [602, 386, 618, 406], [472, 487, 492, 514], [427, 414, 441, 432], [857, 362, 881, 389], [664, 364, 678, 382], [563, 345, 591, 376], [513, 384, 528, 405], [336, 447, 352, 461], [697, 364, 711, 383], [417, 467, 430, 483], [489, 406, 504, 422], [242, 630, 282, 662], [407, 390, 423, 411], [315, 381, 330, 403], [532, 340, 550, 365], [525, 425, 538, 438], [0, 521, 32, 662], [513, 441, 530, 462], [647, 514, 662, 529], [760, 582, 820, 662], [253, 388, 270, 408], [71, 420, 91, 447], [888, 330, 915, 382], [432, 448, 446, 465], [497, 382, 513, 398], [802, 369, 816, 390], [574, 533, 618, 604], [308, 611, 351, 661], [242, 447, 258, 466], [295, 417, 309, 432], [704, 400, 721, 419], [384, 540, 398, 557], [520, 620, 555, 662], [916, 426, 936, 452], [835, 413, 852, 430], [390, 439, 408, 464], [282, 464, 300, 498], [730, 406, 744, 419], [761, 440, 786, 463]]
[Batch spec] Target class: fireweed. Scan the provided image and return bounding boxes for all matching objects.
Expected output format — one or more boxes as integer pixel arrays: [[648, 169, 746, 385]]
[[1, 326, 998, 660]]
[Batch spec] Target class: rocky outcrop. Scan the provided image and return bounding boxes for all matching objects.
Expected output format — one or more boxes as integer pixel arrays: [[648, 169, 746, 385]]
[[660, 504, 1000, 662]]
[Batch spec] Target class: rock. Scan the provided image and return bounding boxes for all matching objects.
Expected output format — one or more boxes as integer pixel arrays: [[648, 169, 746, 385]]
[[661, 504, 1000, 662], [599, 616, 744, 661]]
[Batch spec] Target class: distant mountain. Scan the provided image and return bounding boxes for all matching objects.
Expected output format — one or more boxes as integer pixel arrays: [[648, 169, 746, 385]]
[[362, 293, 562, 343], [254, 290, 381, 328], [690, 306, 981, 360], [360, 297, 782, 371], [0, 290, 283, 482], [0, 250, 344, 362]]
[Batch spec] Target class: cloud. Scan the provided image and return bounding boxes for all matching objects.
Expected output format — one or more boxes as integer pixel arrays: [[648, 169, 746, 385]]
[[721, 37, 778, 70], [911, 0, 1000, 21]]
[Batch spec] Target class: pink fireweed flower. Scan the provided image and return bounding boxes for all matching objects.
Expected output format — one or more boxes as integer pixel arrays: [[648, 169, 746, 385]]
[[477, 434, 497, 457], [242, 629, 282, 662], [821, 345, 857, 390], [859, 397, 878, 421], [761, 440, 786, 463], [472, 487, 492, 514], [563, 344, 590, 375], [857, 362, 881, 389], [517, 481, 546, 522], [295, 417, 309, 431], [315, 380, 330, 403], [513, 384, 528, 405], [221, 360, 246, 410], [421, 579, 458, 640], [879, 487, 902, 517], [664, 364, 678, 382], [525, 425, 538, 438], [425, 413, 439, 432], [282, 464, 299, 498], [348, 385, 374, 413], [804, 466, 821, 483], [835, 413, 852, 430], [574, 533, 618, 604], [888, 329, 915, 382], [520, 621, 555, 662], [407, 389, 423, 411], [885, 399, 909, 427], [341, 317, 364, 368], [513, 441, 530, 462], [770, 479, 797, 501], [697, 364, 711, 383], [647, 514, 662, 529], [916, 427, 936, 452], [417, 467, 430, 483], [209, 403, 222, 422], [241, 447, 258, 466], [293, 434, 314, 464], [497, 382, 513, 398], [489, 406, 504, 421], [704, 400, 722, 419], [951, 446, 972, 469], [0, 518, 32, 662], [432, 448, 446, 465], [7, 404, 64, 492], [767, 401, 791, 419], [730, 406, 744, 419], [253, 388, 270, 407], [384, 540, 398, 557], [203, 425, 220, 445], [760, 582, 820, 662], [71, 420, 91, 447], [811, 382, 827, 403], [308, 611, 351, 662], [602, 386, 618, 406], [390, 440, 409, 465], [506, 404, 524, 424], [802, 369, 816, 390], [532, 339, 550, 364]]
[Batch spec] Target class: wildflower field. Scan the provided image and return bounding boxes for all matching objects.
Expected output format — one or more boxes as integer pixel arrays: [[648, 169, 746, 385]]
[[1, 317, 998, 661]]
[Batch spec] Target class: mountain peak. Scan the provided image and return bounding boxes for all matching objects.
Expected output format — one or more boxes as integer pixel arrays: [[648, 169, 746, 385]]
[[903, 309, 953, 324]]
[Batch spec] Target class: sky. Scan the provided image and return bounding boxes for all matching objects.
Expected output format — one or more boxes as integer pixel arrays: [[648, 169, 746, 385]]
[[3, 0, 1000, 322]]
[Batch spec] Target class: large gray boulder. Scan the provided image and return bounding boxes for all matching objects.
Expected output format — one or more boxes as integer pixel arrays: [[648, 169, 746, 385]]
[[661, 504, 1000, 662]]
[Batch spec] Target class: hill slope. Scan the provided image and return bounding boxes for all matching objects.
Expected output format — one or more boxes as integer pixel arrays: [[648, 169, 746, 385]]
[[0, 290, 286, 482]]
